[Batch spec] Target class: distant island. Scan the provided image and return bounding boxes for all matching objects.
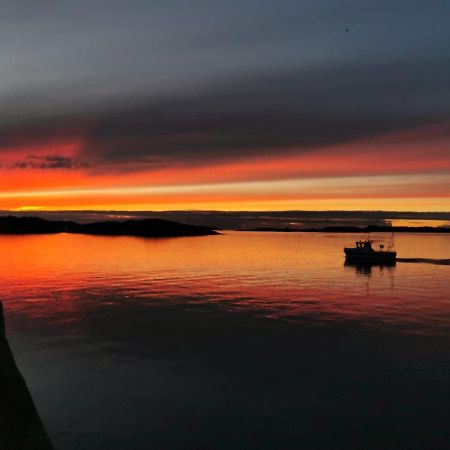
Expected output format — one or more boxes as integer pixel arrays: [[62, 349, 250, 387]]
[[0, 216, 218, 237], [247, 225, 450, 233]]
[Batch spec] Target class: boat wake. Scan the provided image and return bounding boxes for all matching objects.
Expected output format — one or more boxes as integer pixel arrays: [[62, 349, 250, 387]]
[[397, 258, 450, 266]]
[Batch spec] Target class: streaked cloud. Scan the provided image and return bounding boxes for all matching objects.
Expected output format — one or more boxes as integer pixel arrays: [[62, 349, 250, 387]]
[[8, 154, 88, 170]]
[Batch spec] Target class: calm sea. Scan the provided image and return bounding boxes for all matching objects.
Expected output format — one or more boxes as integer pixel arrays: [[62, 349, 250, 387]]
[[1, 232, 449, 449]]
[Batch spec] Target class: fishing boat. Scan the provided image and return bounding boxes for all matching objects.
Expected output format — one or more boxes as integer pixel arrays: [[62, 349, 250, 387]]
[[344, 234, 396, 263]]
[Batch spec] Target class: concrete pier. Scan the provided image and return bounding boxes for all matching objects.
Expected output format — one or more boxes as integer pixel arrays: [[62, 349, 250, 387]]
[[0, 302, 53, 449]]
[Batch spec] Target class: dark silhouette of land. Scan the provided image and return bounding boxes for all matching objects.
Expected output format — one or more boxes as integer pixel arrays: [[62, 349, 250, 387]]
[[3, 210, 450, 231], [248, 225, 450, 233], [0, 216, 218, 237], [0, 302, 53, 449], [2, 216, 448, 236]]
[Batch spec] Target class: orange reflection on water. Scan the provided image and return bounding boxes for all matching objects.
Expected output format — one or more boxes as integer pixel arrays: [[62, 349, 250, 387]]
[[0, 232, 449, 335]]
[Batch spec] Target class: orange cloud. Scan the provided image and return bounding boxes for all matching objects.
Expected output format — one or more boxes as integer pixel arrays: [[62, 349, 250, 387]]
[[0, 122, 449, 211]]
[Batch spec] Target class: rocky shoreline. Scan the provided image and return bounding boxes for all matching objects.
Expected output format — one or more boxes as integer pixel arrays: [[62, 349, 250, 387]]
[[0, 302, 53, 450]]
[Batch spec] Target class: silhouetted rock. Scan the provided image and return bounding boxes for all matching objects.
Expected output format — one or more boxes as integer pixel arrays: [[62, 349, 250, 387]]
[[0, 216, 76, 234], [0, 302, 54, 449], [0, 216, 218, 237], [76, 218, 218, 237]]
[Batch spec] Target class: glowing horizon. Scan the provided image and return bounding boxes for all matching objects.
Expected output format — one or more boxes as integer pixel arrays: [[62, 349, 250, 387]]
[[1, 122, 449, 212]]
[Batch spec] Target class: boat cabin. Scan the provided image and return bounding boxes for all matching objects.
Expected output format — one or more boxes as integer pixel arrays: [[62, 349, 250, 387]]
[[355, 240, 373, 250]]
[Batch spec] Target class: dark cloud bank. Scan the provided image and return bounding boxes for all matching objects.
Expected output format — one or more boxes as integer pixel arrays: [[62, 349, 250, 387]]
[[1, 60, 450, 172], [0, 1, 449, 172]]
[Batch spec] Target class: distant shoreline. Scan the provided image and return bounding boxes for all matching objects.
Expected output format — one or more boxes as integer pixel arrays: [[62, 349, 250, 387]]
[[0, 216, 218, 238], [1, 216, 449, 236], [245, 225, 450, 233], [2, 210, 449, 231]]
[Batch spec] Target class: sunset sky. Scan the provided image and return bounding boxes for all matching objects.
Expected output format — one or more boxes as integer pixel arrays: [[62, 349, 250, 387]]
[[1, 1, 449, 212]]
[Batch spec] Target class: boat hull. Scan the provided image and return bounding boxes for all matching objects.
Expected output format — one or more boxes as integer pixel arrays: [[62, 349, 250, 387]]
[[344, 248, 397, 262]]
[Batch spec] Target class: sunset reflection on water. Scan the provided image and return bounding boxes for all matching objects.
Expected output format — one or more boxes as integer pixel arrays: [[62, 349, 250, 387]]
[[1, 231, 449, 335], [0, 231, 449, 450]]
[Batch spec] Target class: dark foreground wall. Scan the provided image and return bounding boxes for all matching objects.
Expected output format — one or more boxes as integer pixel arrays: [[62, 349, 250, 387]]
[[0, 302, 53, 450]]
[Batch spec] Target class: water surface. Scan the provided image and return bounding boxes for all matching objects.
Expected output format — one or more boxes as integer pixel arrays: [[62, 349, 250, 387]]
[[1, 232, 449, 449]]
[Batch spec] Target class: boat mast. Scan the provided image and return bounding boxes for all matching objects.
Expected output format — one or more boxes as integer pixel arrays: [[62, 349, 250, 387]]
[[388, 231, 394, 251]]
